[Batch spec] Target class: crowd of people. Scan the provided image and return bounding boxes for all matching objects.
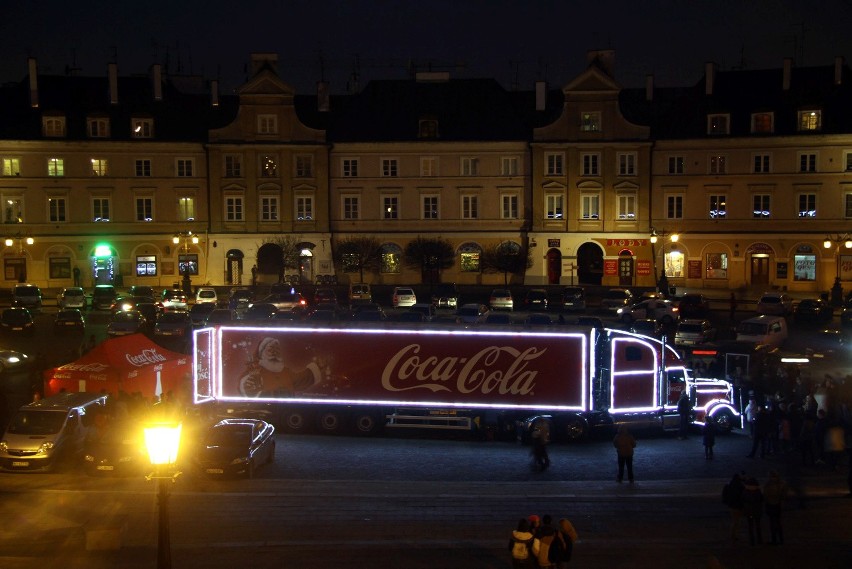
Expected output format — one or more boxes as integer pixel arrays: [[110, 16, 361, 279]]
[[509, 513, 578, 568]]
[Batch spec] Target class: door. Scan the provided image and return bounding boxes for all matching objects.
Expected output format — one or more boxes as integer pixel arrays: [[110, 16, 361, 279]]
[[618, 254, 634, 287], [577, 243, 603, 285], [546, 249, 562, 285], [750, 257, 769, 286]]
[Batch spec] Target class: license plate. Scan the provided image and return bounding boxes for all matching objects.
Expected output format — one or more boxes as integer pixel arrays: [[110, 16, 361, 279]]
[[64, 322, 76, 326], [96, 465, 114, 471], [205, 468, 223, 474], [12, 461, 29, 467], [12, 327, 22, 331]]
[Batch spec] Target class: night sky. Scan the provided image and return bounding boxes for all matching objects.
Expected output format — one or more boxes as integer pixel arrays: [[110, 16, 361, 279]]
[[3, 0, 852, 94]]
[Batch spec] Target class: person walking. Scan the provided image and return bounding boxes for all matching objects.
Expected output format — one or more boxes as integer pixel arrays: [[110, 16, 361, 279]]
[[741, 475, 764, 546], [677, 390, 692, 439], [762, 470, 788, 545], [613, 424, 637, 483], [530, 418, 551, 472], [702, 416, 717, 459], [508, 518, 535, 568], [548, 517, 578, 569]]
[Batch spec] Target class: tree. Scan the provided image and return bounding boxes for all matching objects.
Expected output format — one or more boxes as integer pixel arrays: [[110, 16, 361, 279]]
[[332, 236, 382, 282], [262, 235, 302, 281], [480, 241, 533, 285], [403, 236, 455, 285]]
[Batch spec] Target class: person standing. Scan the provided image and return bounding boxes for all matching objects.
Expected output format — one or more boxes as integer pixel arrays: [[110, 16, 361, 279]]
[[744, 397, 758, 438], [508, 518, 535, 568], [533, 514, 557, 568], [762, 470, 788, 545], [72, 266, 81, 287], [702, 416, 717, 459], [742, 475, 764, 546], [722, 471, 746, 541], [613, 424, 637, 483], [530, 418, 551, 472], [548, 517, 579, 569], [677, 390, 692, 439]]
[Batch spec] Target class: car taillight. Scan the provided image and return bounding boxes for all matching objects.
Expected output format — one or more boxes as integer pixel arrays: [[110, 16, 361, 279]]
[[299, 299, 306, 306]]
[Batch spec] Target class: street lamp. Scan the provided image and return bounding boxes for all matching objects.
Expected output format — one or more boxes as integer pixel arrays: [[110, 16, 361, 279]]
[[173, 231, 199, 295], [823, 233, 852, 306], [4, 234, 35, 282], [144, 421, 183, 569], [650, 227, 679, 296], [4, 234, 34, 252]]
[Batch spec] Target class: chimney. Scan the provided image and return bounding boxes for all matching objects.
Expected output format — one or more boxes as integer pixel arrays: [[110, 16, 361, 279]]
[[782, 58, 793, 91], [705, 62, 716, 96], [108, 62, 118, 104], [645, 74, 654, 102], [250, 53, 278, 76], [317, 81, 330, 112], [835, 56, 844, 85], [211, 80, 219, 107], [535, 81, 547, 111], [586, 49, 615, 77], [152, 64, 163, 101], [28, 57, 38, 108]]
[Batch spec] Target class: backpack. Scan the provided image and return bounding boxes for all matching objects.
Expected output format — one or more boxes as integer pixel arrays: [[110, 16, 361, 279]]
[[510, 537, 530, 560], [537, 533, 555, 566]]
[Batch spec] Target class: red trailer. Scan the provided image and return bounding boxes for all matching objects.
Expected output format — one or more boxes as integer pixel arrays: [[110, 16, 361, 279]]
[[193, 324, 738, 441]]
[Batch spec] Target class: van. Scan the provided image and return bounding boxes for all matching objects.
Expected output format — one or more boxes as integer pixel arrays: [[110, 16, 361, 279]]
[[91, 284, 117, 310], [0, 392, 108, 472], [11, 283, 42, 312], [735, 315, 788, 348], [348, 283, 372, 305]]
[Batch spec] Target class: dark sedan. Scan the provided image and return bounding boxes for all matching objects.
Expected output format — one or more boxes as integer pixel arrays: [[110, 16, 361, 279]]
[[83, 419, 147, 476], [794, 298, 833, 324], [54, 308, 86, 335], [189, 303, 217, 326], [154, 312, 193, 338], [192, 418, 275, 478], [107, 310, 147, 337], [1, 307, 35, 336]]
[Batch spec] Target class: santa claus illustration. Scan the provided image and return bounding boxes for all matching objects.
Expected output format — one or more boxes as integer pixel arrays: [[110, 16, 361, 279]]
[[238, 337, 326, 397]]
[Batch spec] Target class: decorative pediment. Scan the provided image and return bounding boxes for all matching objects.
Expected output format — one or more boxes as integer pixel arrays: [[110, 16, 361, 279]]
[[541, 180, 567, 190], [563, 66, 620, 95], [257, 182, 281, 192], [238, 72, 295, 98], [292, 183, 317, 192], [222, 182, 246, 192], [613, 180, 639, 191], [576, 180, 603, 190]]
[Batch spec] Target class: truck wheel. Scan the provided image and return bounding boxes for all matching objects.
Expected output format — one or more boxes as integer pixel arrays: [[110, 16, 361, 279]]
[[281, 410, 309, 433], [711, 409, 735, 434], [560, 415, 588, 442], [352, 413, 382, 435], [317, 411, 343, 434]]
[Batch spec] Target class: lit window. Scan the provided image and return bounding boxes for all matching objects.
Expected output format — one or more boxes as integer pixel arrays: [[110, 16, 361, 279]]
[[136, 255, 157, 277], [617, 194, 636, 220], [798, 194, 816, 218], [178, 197, 196, 221], [753, 195, 771, 219], [546, 194, 563, 219], [1, 196, 24, 223], [581, 194, 600, 220], [709, 195, 727, 219], [383, 196, 399, 220], [2, 158, 21, 176], [135, 197, 154, 222], [47, 158, 64, 176], [459, 243, 481, 273], [132, 118, 153, 138], [91, 158, 108, 176], [260, 155, 278, 177], [581, 112, 601, 132], [798, 110, 822, 131]]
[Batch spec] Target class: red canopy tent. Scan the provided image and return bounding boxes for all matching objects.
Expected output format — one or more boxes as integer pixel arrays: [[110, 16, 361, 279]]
[[43, 334, 192, 400]]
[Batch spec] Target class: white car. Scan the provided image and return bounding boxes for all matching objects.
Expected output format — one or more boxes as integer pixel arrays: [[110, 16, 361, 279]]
[[756, 292, 793, 316], [57, 287, 87, 309], [600, 288, 634, 312], [617, 299, 680, 324], [195, 287, 219, 305], [392, 287, 417, 308]]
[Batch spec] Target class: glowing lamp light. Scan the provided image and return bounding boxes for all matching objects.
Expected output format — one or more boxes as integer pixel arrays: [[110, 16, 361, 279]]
[[144, 423, 182, 467], [94, 244, 112, 257], [3, 239, 11, 247]]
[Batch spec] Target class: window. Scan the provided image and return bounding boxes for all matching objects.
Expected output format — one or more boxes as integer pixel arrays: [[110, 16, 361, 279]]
[[383, 196, 398, 220], [91, 158, 108, 176], [2, 158, 20, 176], [178, 197, 195, 221], [668, 156, 684, 174], [666, 195, 683, 219], [296, 196, 313, 220], [135, 159, 151, 177], [845, 152, 852, 172], [459, 243, 481, 272], [501, 194, 518, 219], [178, 254, 199, 276], [88, 118, 109, 138], [49, 257, 72, 279], [295, 155, 313, 177], [418, 118, 439, 138], [462, 195, 478, 219], [846, 193, 852, 218], [581, 194, 600, 220], [176, 159, 194, 177], [753, 194, 771, 218], [225, 155, 242, 177], [131, 118, 153, 138], [260, 155, 278, 177], [501, 157, 519, 176], [798, 153, 817, 172], [135, 197, 153, 222], [260, 196, 279, 221], [48, 197, 66, 222], [618, 153, 636, 176], [382, 158, 398, 177], [421, 157, 438, 176], [422, 196, 439, 219], [225, 196, 244, 221], [136, 255, 157, 277], [751, 112, 773, 133], [546, 194, 564, 219], [47, 158, 64, 176], [545, 153, 564, 176], [794, 253, 816, 281], [258, 114, 278, 134], [709, 195, 727, 219], [43, 117, 66, 137], [343, 196, 360, 220], [798, 194, 816, 218], [461, 157, 479, 176], [753, 154, 771, 173], [580, 111, 601, 131], [617, 194, 636, 220], [709, 155, 727, 174], [706, 253, 728, 279], [707, 114, 729, 135], [1, 196, 23, 223], [798, 110, 822, 131], [342, 158, 359, 177], [380, 243, 402, 273], [92, 198, 110, 222], [581, 153, 600, 176]]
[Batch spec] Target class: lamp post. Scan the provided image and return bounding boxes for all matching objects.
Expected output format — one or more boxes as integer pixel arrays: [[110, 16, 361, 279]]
[[650, 228, 679, 296], [823, 233, 852, 307], [173, 232, 199, 295], [4, 234, 35, 282], [144, 422, 182, 569]]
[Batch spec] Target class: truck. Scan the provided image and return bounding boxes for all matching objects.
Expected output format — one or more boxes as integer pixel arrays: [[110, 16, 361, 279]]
[[192, 324, 739, 441]]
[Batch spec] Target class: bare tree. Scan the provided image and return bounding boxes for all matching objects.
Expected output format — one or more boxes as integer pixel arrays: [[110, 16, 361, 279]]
[[403, 236, 455, 285], [332, 236, 382, 282], [480, 241, 532, 285], [264, 235, 302, 279]]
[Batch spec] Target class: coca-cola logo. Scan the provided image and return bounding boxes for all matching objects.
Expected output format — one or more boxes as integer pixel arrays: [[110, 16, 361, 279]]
[[381, 343, 544, 395], [59, 362, 110, 372], [126, 349, 167, 367]]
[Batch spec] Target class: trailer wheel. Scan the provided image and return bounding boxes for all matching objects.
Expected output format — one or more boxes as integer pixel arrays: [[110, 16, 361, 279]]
[[317, 411, 343, 434], [281, 410, 309, 433], [560, 415, 589, 442], [352, 413, 382, 436], [711, 409, 735, 434]]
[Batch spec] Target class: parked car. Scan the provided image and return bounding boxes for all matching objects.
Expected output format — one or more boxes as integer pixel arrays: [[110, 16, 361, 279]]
[[160, 289, 188, 312], [128, 285, 155, 298], [189, 303, 217, 326], [629, 318, 663, 338], [0, 307, 35, 336], [53, 309, 86, 335], [409, 303, 437, 322], [12, 284, 42, 312], [577, 316, 604, 330], [106, 310, 147, 337], [154, 312, 193, 338], [305, 306, 344, 322], [617, 298, 680, 324], [806, 329, 846, 360], [57, 287, 87, 310], [483, 312, 513, 325], [228, 288, 254, 312], [431, 283, 459, 309], [243, 303, 278, 321], [455, 303, 490, 324], [561, 287, 586, 311], [82, 419, 147, 476], [524, 289, 549, 311], [313, 287, 338, 305], [205, 308, 235, 325], [793, 298, 833, 324], [677, 293, 711, 319], [110, 296, 141, 313], [489, 289, 514, 311], [195, 287, 219, 305], [351, 304, 386, 322], [192, 418, 275, 478], [756, 292, 793, 316], [674, 319, 717, 346], [348, 283, 372, 305], [600, 288, 634, 312], [253, 293, 307, 312], [391, 287, 417, 308], [135, 303, 161, 334], [91, 285, 118, 311], [524, 313, 553, 326]]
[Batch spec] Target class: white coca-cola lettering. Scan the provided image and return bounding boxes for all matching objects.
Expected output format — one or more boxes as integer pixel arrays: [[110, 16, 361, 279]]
[[381, 343, 544, 395], [126, 349, 167, 367], [59, 362, 109, 372]]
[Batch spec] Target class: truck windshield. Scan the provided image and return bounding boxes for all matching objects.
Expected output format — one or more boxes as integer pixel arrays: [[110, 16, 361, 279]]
[[738, 323, 767, 335], [7, 410, 66, 435]]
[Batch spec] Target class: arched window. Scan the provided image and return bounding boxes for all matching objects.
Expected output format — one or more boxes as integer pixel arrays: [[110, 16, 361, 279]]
[[458, 242, 481, 272], [380, 243, 402, 274]]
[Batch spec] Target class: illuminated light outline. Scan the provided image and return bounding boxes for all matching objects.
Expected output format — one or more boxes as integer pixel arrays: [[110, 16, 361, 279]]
[[205, 324, 590, 411], [609, 335, 660, 413], [781, 357, 809, 364]]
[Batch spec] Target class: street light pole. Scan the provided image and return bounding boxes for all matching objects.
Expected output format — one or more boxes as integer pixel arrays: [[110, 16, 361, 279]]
[[650, 228, 678, 296], [144, 422, 183, 569], [173, 232, 199, 295], [823, 233, 852, 307]]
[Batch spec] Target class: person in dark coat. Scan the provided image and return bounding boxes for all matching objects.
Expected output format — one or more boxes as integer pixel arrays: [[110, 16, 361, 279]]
[[723, 471, 746, 541], [677, 390, 692, 439], [703, 416, 717, 459], [747, 405, 770, 458], [548, 517, 578, 568], [613, 425, 637, 483], [742, 475, 764, 545]]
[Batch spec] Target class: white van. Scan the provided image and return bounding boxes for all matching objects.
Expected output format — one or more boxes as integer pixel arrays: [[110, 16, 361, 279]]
[[0, 392, 108, 472], [735, 315, 788, 348]]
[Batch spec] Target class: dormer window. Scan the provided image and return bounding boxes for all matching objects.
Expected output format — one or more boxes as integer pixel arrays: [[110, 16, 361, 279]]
[[258, 114, 278, 134], [707, 114, 729, 135], [419, 118, 439, 138], [42, 116, 66, 137], [580, 112, 601, 132], [798, 110, 822, 131], [132, 118, 153, 138], [88, 117, 110, 138], [751, 112, 774, 134]]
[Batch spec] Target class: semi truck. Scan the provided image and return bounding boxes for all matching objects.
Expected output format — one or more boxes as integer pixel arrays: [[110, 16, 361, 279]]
[[192, 323, 739, 441]]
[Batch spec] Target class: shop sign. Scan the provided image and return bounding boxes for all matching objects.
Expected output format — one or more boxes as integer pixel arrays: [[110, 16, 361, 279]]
[[606, 238, 648, 247], [548, 239, 561, 248], [604, 259, 618, 276], [688, 260, 702, 279], [636, 260, 651, 276]]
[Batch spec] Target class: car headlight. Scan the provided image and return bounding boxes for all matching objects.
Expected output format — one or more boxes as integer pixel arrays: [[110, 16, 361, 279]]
[[119, 456, 133, 463], [84, 454, 95, 462], [0, 441, 7, 452], [38, 442, 55, 454], [616, 308, 625, 314], [230, 457, 249, 465]]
